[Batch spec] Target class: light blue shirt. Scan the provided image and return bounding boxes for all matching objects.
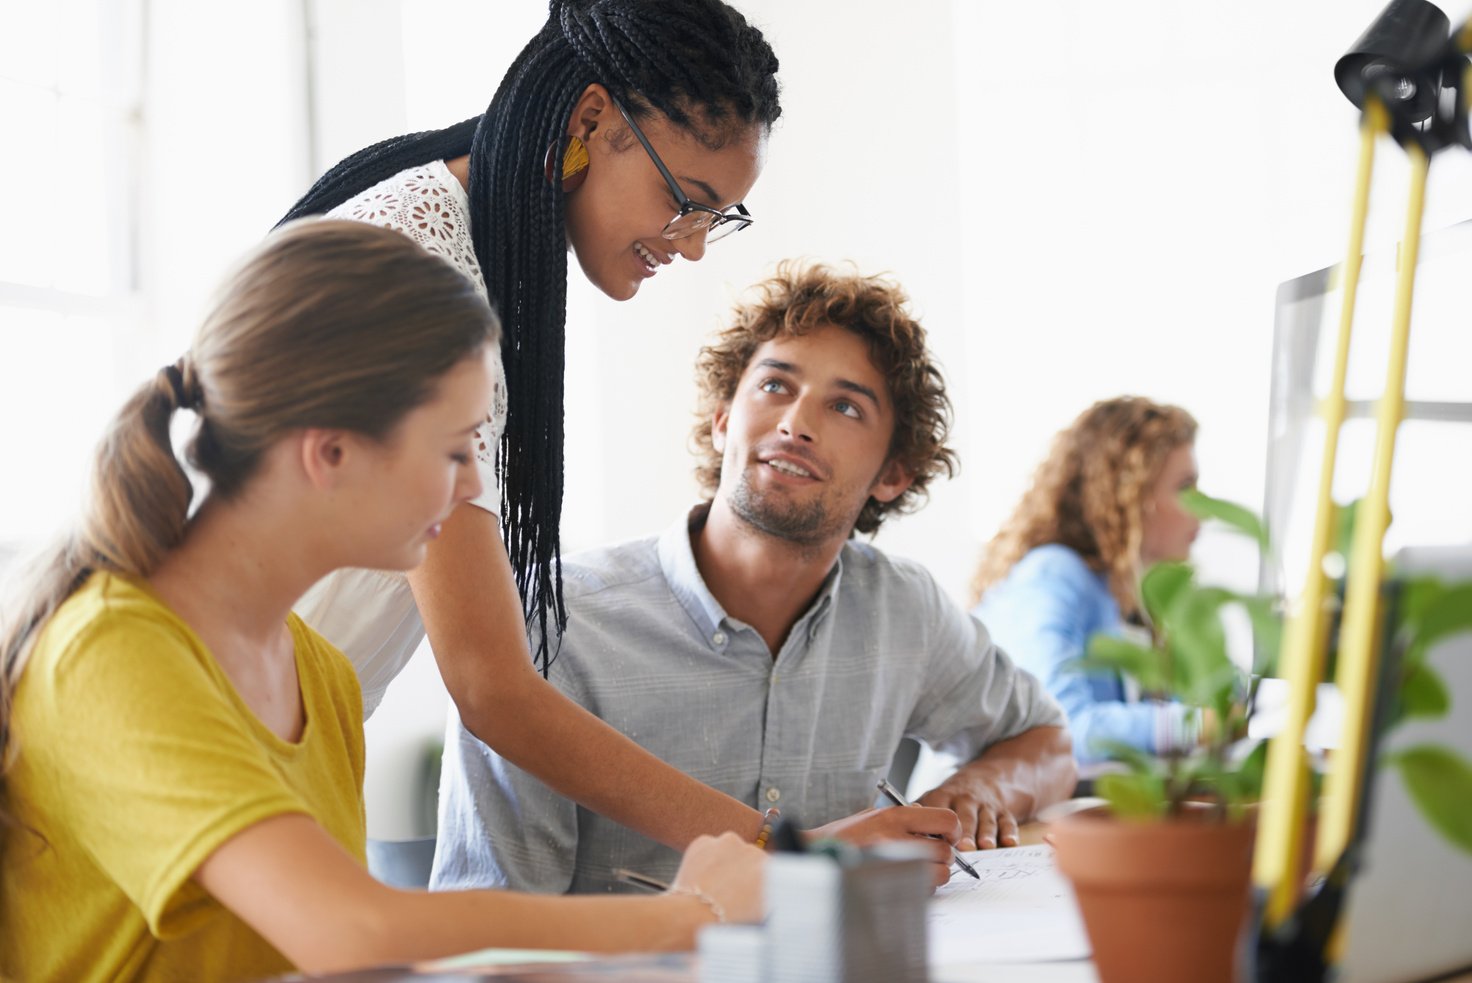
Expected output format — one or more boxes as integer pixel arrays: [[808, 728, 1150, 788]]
[[432, 506, 1064, 894], [973, 544, 1188, 763]]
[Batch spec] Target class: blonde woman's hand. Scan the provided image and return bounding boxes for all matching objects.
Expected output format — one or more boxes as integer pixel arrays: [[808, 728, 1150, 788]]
[[670, 831, 767, 924]]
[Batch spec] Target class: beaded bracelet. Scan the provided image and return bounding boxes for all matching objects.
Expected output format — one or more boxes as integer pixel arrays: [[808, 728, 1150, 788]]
[[671, 885, 727, 923], [754, 806, 781, 850]]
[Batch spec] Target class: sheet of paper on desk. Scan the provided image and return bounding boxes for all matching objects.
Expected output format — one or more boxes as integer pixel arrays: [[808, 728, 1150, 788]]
[[929, 844, 1091, 967], [404, 951, 693, 980], [417, 948, 591, 971]]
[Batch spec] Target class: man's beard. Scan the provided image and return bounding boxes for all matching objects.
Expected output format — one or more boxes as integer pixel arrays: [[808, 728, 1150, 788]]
[[726, 469, 843, 547]]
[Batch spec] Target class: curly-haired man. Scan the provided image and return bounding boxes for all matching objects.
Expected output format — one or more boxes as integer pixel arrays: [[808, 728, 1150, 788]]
[[434, 262, 1076, 895]]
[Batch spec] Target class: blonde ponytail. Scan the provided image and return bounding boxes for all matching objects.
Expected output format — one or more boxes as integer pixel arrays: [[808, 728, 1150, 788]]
[[0, 362, 197, 828], [0, 219, 497, 828]]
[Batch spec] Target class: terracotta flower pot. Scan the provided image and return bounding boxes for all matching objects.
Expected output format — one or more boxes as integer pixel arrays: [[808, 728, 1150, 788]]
[[1051, 809, 1255, 983]]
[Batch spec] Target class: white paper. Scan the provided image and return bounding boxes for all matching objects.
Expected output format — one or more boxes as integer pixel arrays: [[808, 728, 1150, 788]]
[[928, 845, 1092, 967]]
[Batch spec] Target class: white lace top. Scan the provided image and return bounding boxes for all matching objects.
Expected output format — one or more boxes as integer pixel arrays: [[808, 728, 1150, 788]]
[[329, 159, 509, 495], [295, 160, 510, 717]]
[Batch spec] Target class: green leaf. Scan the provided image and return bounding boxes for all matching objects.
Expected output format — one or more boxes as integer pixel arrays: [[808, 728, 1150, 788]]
[[1398, 663, 1451, 721], [1096, 770, 1168, 820], [1079, 635, 1170, 694], [1240, 595, 1283, 677], [1406, 583, 1472, 668], [1393, 575, 1445, 637], [1234, 740, 1270, 802], [1334, 499, 1360, 562], [1167, 586, 1236, 707], [1178, 754, 1241, 818], [1181, 490, 1269, 550], [1090, 739, 1165, 776], [1386, 745, 1472, 855], [1141, 562, 1193, 627]]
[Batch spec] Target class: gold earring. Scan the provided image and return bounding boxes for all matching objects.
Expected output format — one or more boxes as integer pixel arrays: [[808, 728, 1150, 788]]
[[544, 134, 589, 192]]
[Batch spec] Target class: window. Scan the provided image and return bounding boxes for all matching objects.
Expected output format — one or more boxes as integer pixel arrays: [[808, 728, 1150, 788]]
[[0, 0, 144, 547]]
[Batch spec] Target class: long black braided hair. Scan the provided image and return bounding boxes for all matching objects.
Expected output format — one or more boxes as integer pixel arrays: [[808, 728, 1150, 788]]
[[278, 0, 781, 674]]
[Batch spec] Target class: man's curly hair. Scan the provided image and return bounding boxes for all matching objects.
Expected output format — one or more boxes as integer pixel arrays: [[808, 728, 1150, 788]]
[[971, 396, 1198, 615], [691, 261, 957, 536]]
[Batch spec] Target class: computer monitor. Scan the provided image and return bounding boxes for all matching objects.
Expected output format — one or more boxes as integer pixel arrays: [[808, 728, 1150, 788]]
[[1262, 217, 1472, 600], [1263, 222, 1472, 982]]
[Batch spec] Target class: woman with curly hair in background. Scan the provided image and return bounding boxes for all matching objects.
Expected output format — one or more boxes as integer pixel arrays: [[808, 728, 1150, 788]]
[[968, 397, 1202, 766]]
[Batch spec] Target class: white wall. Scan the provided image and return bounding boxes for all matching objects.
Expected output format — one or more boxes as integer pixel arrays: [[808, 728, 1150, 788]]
[[140, 0, 314, 359], [954, 0, 1472, 605]]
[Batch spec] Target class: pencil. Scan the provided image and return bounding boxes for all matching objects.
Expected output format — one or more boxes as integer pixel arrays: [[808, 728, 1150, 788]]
[[875, 777, 981, 880], [614, 868, 671, 892]]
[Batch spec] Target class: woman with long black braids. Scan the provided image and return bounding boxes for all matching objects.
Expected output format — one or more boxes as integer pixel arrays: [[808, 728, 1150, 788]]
[[282, 0, 795, 850]]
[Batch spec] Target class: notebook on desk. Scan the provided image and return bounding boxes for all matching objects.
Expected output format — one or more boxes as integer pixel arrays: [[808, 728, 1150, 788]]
[[929, 844, 1090, 970], [1332, 545, 1472, 983], [276, 952, 692, 982]]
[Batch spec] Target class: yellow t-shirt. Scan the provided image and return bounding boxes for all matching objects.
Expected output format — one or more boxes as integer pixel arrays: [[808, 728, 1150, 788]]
[[0, 572, 367, 983]]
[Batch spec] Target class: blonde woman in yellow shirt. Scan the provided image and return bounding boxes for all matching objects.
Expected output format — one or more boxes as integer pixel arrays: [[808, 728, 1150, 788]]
[[0, 221, 762, 983]]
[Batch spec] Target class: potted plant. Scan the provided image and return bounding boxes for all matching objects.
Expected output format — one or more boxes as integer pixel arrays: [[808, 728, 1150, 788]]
[[1048, 491, 1275, 983], [1048, 491, 1472, 983]]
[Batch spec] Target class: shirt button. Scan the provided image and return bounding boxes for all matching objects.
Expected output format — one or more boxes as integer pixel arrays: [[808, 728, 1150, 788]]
[[766, 787, 781, 803], [712, 631, 727, 646]]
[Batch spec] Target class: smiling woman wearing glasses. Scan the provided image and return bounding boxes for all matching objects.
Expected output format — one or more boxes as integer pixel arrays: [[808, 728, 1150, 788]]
[[611, 97, 755, 245], [276, 0, 793, 855]]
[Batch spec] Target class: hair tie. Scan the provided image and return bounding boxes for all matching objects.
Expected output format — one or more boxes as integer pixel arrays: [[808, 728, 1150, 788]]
[[163, 359, 200, 410]]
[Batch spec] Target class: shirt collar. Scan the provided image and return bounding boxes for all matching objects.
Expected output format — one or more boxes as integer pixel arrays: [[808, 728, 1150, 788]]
[[805, 556, 843, 637], [656, 502, 846, 641]]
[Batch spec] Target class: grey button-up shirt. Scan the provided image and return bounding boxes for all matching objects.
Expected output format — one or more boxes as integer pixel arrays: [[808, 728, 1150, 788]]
[[431, 506, 1064, 894]]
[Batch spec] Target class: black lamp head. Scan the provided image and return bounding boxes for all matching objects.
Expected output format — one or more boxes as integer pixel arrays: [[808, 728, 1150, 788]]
[[1335, 0, 1451, 122]]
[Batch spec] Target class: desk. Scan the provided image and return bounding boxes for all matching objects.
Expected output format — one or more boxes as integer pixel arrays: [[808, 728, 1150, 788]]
[[935, 966, 1096, 983], [303, 954, 1098, 982], [380, 840, 1098, 982], [306, 958, 1472, 982], [306, 824, 1471, 983], [1016, 820, 1049, 846]]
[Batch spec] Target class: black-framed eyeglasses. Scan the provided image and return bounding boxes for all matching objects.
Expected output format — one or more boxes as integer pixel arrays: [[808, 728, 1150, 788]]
[[613, 98, 753, 244]]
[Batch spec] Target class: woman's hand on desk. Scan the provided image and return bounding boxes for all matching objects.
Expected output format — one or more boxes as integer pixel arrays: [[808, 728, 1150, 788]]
[[806, 807, 957, 888], [670, 831, 768, 924]]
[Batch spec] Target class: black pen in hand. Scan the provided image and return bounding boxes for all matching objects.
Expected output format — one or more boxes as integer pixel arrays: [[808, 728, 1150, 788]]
[[876, 777, 981, 880]]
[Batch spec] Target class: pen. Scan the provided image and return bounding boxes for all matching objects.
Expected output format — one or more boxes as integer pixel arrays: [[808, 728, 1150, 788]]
[[876, 777, 981, 880], [614, 868, 671, 892]]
